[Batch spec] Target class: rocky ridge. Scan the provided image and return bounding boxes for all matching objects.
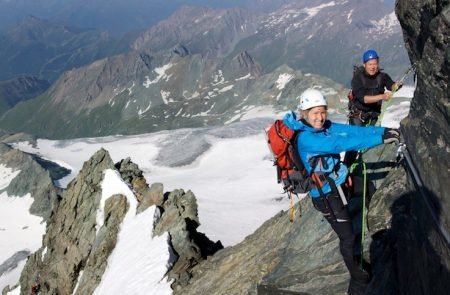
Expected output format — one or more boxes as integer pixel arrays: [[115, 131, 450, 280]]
[[11, 149, 222, 294]]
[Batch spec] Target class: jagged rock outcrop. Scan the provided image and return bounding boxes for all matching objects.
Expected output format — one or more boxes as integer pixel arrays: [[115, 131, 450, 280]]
[[233, 51, 263, 78], [16, 149, 222, 294], [18, 149, 119, 294], [0, 143, 60, 220], [114, 157, 223, 290]]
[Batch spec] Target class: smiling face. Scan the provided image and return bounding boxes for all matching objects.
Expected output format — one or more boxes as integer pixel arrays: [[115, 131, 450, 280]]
[[363, 58, 379, 76], [304, 106, 327, 129]]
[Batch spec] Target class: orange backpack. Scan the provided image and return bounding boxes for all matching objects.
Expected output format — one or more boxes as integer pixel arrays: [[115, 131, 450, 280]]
[[265, 119, 312, 194]]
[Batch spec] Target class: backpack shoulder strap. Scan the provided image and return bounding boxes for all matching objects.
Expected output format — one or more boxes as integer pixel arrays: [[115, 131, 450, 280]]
[[353, 65, 367, 89], [376, 71, 384, 86], [289, 130, 303, 169]]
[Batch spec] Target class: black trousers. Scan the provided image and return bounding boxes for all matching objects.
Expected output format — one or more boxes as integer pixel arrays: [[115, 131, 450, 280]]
[[312, 193, 369, 295]]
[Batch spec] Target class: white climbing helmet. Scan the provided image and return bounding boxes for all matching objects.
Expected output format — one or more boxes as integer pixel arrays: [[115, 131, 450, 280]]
[[297, 88, 327, 110]]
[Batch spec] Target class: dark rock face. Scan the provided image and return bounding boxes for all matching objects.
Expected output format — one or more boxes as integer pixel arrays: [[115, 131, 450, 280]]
[[397, 0, 450, 225], [367, 167, 450, 294], [362, 0, 450, 293]]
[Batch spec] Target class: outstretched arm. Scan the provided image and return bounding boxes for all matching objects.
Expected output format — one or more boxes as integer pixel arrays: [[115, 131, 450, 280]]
[[329, 122, 384, 137], [299, 129, 383, 155]]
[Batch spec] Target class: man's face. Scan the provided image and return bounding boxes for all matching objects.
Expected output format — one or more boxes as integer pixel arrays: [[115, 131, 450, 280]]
[[364, 59, 379, 76]]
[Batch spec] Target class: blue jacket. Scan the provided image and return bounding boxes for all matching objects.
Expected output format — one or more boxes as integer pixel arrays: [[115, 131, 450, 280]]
[[283, 111, 385, 197]]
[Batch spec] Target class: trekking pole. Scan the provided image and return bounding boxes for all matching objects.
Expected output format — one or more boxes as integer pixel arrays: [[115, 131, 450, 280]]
[[377, 62, 417, 126]]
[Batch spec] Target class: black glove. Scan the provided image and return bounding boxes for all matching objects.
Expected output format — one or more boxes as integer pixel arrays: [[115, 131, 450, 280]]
[[383, 128, 400, 144]]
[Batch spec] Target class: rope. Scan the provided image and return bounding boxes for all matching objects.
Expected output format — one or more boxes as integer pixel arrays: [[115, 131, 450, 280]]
[[360, 161, 367, 266], [376, 90, 396, 126]]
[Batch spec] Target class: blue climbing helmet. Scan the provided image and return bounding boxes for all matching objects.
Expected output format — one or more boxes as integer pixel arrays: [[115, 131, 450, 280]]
[[362, 49, 379, 63]]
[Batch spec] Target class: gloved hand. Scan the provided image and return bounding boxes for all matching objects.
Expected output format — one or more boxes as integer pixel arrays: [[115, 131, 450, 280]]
[[392, 81, 403, 92], [383, 128, 400, 144]]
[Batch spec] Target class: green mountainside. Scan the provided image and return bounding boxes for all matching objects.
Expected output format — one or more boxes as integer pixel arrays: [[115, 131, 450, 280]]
[[0, 75, 49, 115], [0, 15, 133, 82]]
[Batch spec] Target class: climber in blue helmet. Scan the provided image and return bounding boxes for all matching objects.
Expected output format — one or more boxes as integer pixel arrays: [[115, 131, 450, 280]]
[[349, 49, 402, 126], [344, 49, 403, 166]]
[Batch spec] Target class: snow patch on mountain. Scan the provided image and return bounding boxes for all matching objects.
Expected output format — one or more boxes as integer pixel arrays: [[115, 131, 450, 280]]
[[161, 90, 171, 104], [212, 70, 226, 85], [143, 63, 174, 87], [304, 1, 336, 18], [138, 102, 151, 116], [275, 73, 293, 90], [191, 103, 216, 117], [369, 11, 399, 35], [96, 169, 134, 233], [347, 8, 354, 23], [0, 166, 46, 291], [235, 73, 252, 81], [218, 85, 234, 93]]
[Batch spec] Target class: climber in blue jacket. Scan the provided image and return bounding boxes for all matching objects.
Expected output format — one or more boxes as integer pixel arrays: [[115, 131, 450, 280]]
[[283, 88, 400, 295]]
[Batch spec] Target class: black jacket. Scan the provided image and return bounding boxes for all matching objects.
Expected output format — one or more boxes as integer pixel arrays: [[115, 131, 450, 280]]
[[351, 71, 395, 113]]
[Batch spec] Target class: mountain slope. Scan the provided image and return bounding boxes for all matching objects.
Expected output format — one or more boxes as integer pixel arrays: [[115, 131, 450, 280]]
[[229, 0, 409, 85], [0, 0, 290, 34], [132, 6, 260, 58], [0, 1, 408, 139], [0, 49, 346, 139], [0, 76, 49, 115], [0, 15, 131, 82], [132, 1, 409, 85]]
